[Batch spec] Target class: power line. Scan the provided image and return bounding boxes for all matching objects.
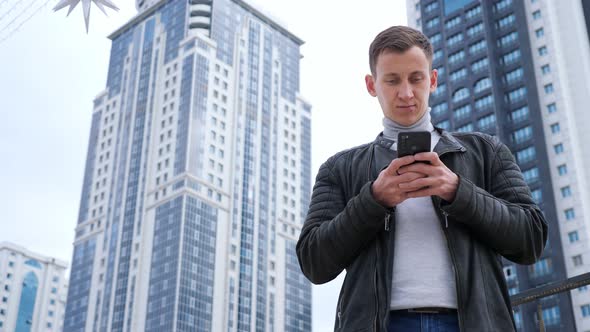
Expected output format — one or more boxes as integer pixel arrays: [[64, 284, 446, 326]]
[[0, 0, 26, 22], [0, 0, 42, 33], [0, 0, 51, 45]]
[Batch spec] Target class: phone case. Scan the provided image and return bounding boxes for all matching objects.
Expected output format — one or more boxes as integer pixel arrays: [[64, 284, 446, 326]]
[[397, 131, 431, 158]]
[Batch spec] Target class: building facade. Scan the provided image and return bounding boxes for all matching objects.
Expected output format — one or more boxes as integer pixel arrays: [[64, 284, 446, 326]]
[[0, 242, 68, 332], [406, 0, 590, 331], [63, 0, 312, 331]]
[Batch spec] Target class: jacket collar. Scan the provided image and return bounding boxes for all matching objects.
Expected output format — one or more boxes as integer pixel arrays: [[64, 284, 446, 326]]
[[373, 126, 467, 155]]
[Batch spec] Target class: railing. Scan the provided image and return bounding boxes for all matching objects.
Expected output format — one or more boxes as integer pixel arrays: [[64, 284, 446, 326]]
[[509, 272, 590, 331]]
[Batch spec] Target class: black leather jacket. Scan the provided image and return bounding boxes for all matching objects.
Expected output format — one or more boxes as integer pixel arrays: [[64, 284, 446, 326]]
[[296, 130, 548, 331]]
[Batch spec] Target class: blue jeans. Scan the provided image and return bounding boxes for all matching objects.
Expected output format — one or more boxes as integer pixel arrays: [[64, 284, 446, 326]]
[[387, 310, 460, 332]]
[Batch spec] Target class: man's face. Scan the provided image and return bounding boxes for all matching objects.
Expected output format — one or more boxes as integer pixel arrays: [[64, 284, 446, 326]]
[[365, 46, 438, 126]]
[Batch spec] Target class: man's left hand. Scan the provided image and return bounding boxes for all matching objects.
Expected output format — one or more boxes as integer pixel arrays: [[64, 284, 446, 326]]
[[396, 152, 459, 202]]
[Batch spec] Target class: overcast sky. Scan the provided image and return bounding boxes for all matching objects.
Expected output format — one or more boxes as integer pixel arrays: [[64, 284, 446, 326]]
[[0, 0, 407, 330]]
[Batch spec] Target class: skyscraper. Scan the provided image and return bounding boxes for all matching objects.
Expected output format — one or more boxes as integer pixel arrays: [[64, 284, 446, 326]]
[[63, 1, 312, 331], [407, 0, 590, 330], [0, 242, 68, 332]]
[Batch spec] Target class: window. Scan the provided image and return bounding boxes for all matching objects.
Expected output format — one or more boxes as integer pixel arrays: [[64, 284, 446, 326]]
[[510, 106, 529, 123], [447, 33, 464, 46], [452, 88, 470, 103], [561, 186, 572, 198], [535, 28, 545, 38], [502, 49, 521, 64], [430, 33, 442, 45], [550, 122, 560, 133], [433, 49, 444, 62], [469, 39, 487, 54], [448, 50, 465, 64], [579, 286, 588, 292], [498, 31, 518, 47], [425, 1, 439, 13], [496, 14, 515, 29], [538, 46, 548, 55], [582, 304, 590, 317], [516, 146, 536, 163], [432, 102, 448, 117], [565, 208, 575, 220], [494, 0, 512, 12], [544, 83, 554, 94], [426, 17, 441, 29], [474, 77, 492, 93], [433, 84, 446, 97], [514, 311, 522, 329], [471, 57, 489, 72], [533, 10, 541, 20], [445, 16, 461, 29], [453, 104, 472, 120], [475, 95, 494, 110], [522, 167, 539, 184], [558, 164, 568, 175], [542, 306, 560, 326], [529, 258, 552, 277], [531, 189, 542, 204], [478, 114, 496, 129], [449, 68, 467, 81], [573, 255, 583, 266], [568, 231, 579, 243], [541, 64, 551, 75], [457, 123, 474, 132], [505, 87, 527, 103], [436, 120, 450, 130], [467, 22, 484, 37], [547, 103, 557, 113], [504, 67, 523, 85], [554, 143, 564, 154], [465, 5, 482, 19]]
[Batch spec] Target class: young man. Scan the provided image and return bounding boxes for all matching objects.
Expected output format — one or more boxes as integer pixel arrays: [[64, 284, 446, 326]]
[[296, 26, 547, 331]]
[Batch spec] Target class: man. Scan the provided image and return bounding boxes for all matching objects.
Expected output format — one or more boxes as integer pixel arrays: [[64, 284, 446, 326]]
[[296, 26, 547, 332]]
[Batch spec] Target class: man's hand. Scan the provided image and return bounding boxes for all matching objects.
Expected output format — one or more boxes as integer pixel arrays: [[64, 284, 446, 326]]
[[397, 152, 459, 202], [371, 155, 428, 207]]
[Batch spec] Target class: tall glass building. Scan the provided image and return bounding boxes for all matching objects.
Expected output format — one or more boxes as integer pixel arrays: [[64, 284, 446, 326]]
[[63, 1, 312, 331], [407, 0, 590, 330]]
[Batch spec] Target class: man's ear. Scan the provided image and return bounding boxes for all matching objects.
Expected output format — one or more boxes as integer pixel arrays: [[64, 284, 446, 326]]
[[365, 74, 377, 97], [429, 68, 438, 92]]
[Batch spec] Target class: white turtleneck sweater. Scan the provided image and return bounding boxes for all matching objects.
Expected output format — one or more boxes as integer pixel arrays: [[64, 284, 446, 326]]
[[382, 109, 457, 310]]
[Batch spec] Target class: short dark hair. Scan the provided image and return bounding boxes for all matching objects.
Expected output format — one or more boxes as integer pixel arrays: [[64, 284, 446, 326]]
[[369, 26, 433, 75]]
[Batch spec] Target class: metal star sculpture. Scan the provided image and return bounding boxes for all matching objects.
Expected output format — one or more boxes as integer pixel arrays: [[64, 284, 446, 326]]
[[53, 0, 119, 32]]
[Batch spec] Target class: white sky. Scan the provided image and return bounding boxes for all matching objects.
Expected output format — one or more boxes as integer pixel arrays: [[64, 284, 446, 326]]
[[0, 0, 407, 330]]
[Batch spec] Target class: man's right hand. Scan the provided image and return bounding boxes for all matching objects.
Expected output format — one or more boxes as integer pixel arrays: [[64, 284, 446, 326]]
[[371, 155, 427, 208]]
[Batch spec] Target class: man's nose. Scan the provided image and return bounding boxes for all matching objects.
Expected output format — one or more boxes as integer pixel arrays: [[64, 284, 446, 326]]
[[398, 82, 414, 99]]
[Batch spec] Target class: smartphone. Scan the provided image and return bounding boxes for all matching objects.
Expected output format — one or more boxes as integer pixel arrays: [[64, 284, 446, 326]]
[[397, 131, 431, 158]]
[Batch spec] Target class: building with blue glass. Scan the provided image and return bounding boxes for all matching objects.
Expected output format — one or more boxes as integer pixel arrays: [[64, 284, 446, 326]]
[[407, 0, 590, 331], [0, 242, 68, 332], [63, 0, 312, 331]]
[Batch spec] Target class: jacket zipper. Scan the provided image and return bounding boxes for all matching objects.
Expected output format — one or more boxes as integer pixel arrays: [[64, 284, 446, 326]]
[[384, 207, 395, 230], [440, 212, 464, 332], [442, 210, 449, 228], [373, 256, 379, 332], [435, 147, 465, 332]]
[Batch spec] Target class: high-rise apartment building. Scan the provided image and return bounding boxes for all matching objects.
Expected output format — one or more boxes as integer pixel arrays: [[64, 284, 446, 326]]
[[63, 0, 312, 331], [0, 242, 68, 332], [407, 0, 590, 330]]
